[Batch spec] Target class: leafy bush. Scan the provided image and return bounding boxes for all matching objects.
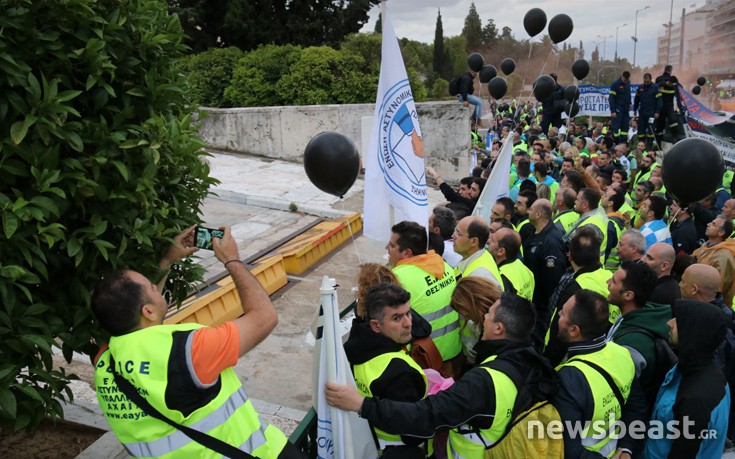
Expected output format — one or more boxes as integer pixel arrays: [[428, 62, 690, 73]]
[[432, 78, 449, 100], [178, 47, 244, 107], [0, 0, 216, 430], [224, 44, 302, 107]]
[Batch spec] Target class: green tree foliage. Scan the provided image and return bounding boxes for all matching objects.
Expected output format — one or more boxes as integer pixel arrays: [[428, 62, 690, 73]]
[[170, 0, 380, 52], [432, 9, 450, 79], [0, 0, 216, 430], [178, 47, 244, 107], [224, 44, 303, 107], [482, 19, 498, 48], [462, 3, 483, 51], [445, 35, 469, 76], [431, 78, 449, 99]]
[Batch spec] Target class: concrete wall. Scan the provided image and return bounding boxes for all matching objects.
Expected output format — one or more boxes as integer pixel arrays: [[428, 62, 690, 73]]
[[196, 101, 475, 181]]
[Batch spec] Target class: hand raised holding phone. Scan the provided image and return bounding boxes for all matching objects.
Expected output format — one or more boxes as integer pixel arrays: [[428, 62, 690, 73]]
[[210, 227, 241, 267]]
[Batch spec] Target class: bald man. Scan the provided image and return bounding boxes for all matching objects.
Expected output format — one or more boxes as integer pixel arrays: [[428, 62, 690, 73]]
[[453, 216, 502, 288], [642, 242, 681, 308], [679, 264, 722, 303]]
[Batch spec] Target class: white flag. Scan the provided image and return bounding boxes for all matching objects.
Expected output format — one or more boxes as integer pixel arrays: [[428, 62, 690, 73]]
[[472, 136, 514, 222], [363, 10, 428, 241], [313, 276, 377, 459]]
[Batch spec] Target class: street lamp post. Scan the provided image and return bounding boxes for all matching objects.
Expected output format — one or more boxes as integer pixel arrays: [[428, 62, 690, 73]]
[[615, 23, 628, 62], [597, 34, 613, 61], [632, 5, 650, 67]]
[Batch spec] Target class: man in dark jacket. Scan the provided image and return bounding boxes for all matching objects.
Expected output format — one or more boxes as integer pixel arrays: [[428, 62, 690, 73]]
[[669, 201, 698, 254], [609, 71, 632, 144], [642, 300, 730, 457], [523, 199, 568, 347], [326, 293, 559, 457], [642, 242, 681, 308], [606, 261, 672, 410], [425, 167, 477, 212], [458, 69, 484, 128], [344, 283, 428, 457], [634, 73, 662, 149]]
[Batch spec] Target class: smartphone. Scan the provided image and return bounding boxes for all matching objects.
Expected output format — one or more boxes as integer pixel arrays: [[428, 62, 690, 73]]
[[195, 226, 224, 250]]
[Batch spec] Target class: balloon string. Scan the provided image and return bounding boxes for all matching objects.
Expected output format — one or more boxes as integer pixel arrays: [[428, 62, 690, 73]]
[[518, 41, 534, 101], [339, 199, 363, 265]]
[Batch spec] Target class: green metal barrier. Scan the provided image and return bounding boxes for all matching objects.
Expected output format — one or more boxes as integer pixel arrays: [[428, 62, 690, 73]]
[[288, 300, 357, 456]]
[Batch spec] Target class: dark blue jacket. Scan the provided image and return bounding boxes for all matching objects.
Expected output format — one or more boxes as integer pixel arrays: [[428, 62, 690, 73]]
[[634, 83, 662, 116], [609, 78, 631, 113]]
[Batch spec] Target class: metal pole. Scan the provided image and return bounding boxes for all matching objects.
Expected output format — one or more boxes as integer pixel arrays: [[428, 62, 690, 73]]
[[615, 24, 627, 62], [666, 0, 674, 66], [679, 8, 685, 69], [633, 6, 650, 68]]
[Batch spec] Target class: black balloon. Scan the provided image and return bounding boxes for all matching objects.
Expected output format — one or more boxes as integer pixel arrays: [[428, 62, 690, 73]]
[[479, 65, 497, 83], [304, 132, 360, 198], [523, 8, 547, 38], [488, 77, 508, 100], [548, 14, 574, 44], [564, 101, 580, 117], [533, 75, 556, 101], [467, 53, 484, 72], [572, 59, 590, 80], [692, 86, 702, 95], [662, 138, 724, 206], [697, 76, 706, 86], [564, 85, 580, 102], [500, 58, 516, 75]]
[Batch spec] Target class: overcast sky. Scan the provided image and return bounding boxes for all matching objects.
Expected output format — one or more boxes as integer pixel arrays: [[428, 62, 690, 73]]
[[361, 0, 705, 69]]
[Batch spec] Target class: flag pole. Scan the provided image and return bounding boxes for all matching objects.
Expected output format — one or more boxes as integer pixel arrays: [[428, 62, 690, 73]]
[[380, 0, 396, 228]]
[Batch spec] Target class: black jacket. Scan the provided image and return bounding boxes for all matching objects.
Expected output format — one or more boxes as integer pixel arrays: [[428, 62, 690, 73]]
[[344, 318, 426, 446], [669, 300, 728, 456], [670, 218, 698, 254], [692, 203, 718, 243], [522, 221, 568, 313], [359, 340, 557, 439], [438, 182, 475, 212], [649, 275, 681, 308], [459, 71, 474, 102]]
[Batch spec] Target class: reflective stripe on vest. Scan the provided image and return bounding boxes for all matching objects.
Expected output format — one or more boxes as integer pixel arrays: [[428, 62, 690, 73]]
[[393, 262, 460, 360], [352, 351, 428, 449], [122, 388, 268, 457], [447, 355, 517, 457], [94, 324, 287, 459], [558, 343, 635, 457], [604, 219, 624, 272]]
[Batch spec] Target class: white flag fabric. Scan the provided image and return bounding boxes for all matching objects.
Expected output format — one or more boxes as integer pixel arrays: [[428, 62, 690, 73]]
[[363, 11, 428, 241], [313, 276, 377, 459], [472, 135, 514, 222]]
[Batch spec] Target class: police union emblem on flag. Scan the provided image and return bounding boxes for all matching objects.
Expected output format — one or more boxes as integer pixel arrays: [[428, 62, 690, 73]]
[[378, 82, 427, 204], [363, 11, 428, 242]]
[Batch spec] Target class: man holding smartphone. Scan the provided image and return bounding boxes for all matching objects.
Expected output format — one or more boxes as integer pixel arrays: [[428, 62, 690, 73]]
[[92, 226, 304, 458]]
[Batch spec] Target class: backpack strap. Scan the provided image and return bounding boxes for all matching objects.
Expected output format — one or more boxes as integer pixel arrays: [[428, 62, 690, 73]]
[[409, 336, 444, 373], [570, 358, 626, 410]]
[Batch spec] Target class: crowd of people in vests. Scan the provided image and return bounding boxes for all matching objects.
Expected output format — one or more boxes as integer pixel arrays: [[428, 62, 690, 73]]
[[325, 86, 735, 458]]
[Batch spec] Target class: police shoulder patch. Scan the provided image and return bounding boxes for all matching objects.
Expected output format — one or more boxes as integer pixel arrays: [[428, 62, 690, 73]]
[[546, 256, 556, 268]]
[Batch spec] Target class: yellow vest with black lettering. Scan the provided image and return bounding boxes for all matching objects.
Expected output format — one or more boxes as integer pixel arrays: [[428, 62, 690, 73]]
[[499, 259, 535, 302], [456, 250, 504, 291], [93, 324, 287, 458], [576, 268, 618, 323], [553, 210, 580, 235], [557, 343, 635, 458], [353, 351, 428, 451], [394, 262, 460, 361], [447, 355, 518, 458]]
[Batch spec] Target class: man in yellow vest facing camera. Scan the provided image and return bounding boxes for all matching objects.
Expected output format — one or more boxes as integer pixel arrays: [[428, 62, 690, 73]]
[[344, 283, 429, 458], [92, 226, 302, 459]]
